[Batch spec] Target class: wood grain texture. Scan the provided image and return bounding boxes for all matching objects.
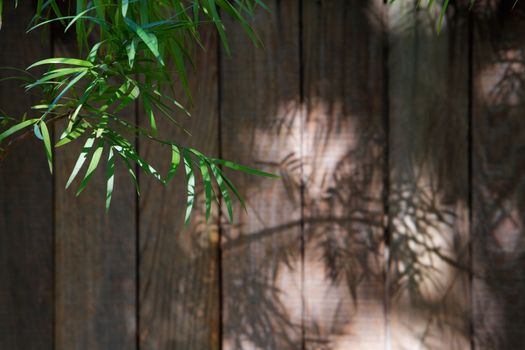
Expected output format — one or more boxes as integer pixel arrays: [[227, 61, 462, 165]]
[[220, 1, 302, 349], [53, 31, 137, 350], [302, 0, 386, 349], [472, 1, 525, 348], [0, 3, 53, 349], [4, 3, 525, 349], [138, 27, 220, 350], [387, 1, 470, 349]]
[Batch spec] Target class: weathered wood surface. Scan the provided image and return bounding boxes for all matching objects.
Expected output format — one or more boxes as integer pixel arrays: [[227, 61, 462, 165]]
[[302, 0, 386, 348], [472, 1, 525, 349], [2, 1, 525, 349], [0, 3, 53, 349], [53, 28, 137, 350], [139, 27, 220, 350], [387, 1, 471, 349], [219, 1, 302, 349]]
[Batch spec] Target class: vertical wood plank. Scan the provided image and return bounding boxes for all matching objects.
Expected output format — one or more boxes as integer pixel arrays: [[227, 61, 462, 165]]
[[54, 32, 137, 350], [387, 2, 470, 349], [472, 1, 525, 348], [302, 0, 386, 348], [220, 1, 302, 348], [0, 3, 53, 349], [139, 27, 220, 350]]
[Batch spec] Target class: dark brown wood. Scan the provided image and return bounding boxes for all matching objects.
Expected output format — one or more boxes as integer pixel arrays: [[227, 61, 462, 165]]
[[472, 2, 525, 349], [388, 1, 470, 349], [138, 27, 220, 350], [53, 32, 137, 350], [220, 1, 302, 348], [301, 0, 386, 348], [0, 3, 53, 349], [4, 2, 525, 348]]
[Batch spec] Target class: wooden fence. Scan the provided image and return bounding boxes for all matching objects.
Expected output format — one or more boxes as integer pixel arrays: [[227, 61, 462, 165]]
[[1, 0, 525, 349]]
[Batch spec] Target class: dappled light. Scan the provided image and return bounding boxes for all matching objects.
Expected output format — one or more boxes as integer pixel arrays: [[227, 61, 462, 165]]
[[1, 0, 525, 349], [472, 2, 525, 348], [218, 0, 524, 349]]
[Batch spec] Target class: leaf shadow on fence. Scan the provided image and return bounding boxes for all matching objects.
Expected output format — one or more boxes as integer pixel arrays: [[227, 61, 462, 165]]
[[471, 1, 525, 349], [213, 1, 525, 349], [56, 0, 525, 348]]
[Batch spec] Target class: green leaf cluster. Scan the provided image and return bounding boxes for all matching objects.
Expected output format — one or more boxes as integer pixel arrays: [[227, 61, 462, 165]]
[[0, 0, 275, 223]]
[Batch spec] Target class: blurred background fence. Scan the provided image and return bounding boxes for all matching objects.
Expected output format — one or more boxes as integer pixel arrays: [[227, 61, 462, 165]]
[[1, 0, 525, 349]]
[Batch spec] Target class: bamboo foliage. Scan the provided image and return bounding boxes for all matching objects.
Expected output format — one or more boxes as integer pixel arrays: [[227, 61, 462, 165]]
[[0, 0, 275, 221], [0, 0, 506, 220]]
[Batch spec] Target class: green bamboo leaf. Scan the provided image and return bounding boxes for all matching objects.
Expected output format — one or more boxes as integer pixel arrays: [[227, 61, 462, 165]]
[[76, 140, 104, 196], [105, 147, 115, 212], [139, 0, 149, 24], [142, 93, 157, 135], [95, 114, 109, 138], [209, 162, 233, 222], [31, 104, 65, 110], [183, 150, 195, 225], [33, 124, 43, 140], [64, 6, 97, 32], [55, 104, 84, 147], [116, 150, 140, 195], [50, 0, 67, 26], [0, 118, 38, 143], [0, 76, 33, 84], [216, 0, 259, 45], [48, 70, 88, 112], [212, 163, 246, 211], [437, 0, 450, 33], [152, 89, 190, 116], [143, 93, 191, 135], [122, 0, 129, 17], [105, 132, 162, 182], [124, 17, 165, 65], [27, 57, 93, 70], [69, 104, 83, 125], [193, 0, 200, 22], [212, 158, 279, 178], [254, 0, 270, 11], [39, 121, 53, 173], [66, 135, 96, 189], [43, 67, 87, 76], [190, 149, 238, 213], [56, 119, 88, 147], [76, 0, 86, 51], [28, 14, 111, 35], [93, 0, 105, 22], [126, 38, 138, 68], [142, 17, 193, 30], [87, 41, 104, 63], [34, 0, 43, 20], [79, 77, 101, 104], [199, 156, 213, 221], [113, 84, 140, 113], [26, 67, 87, 90], [166, 144, 181, 182], [205, 0, 230, 54]]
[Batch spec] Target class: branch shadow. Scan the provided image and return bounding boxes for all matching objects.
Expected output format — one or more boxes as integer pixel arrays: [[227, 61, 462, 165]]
[[471, 1, 525, 348], [215, 0, 525, 349]]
